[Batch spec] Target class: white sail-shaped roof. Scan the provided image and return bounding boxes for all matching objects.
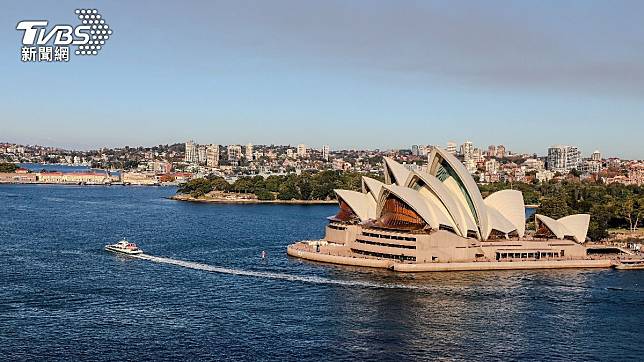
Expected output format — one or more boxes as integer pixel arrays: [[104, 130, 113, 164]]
[[362, 176, 385, 201], [405, 171, 478, 237], [427, 147, 490, 240], [379, 185, 457, 231], [484, 190, 526, 237], [383, 157, 411, 186], [334, 189, 376, 222], [486, 207, 517, 235], [535, 214, 590, 243], [558, 214, 591, 243]]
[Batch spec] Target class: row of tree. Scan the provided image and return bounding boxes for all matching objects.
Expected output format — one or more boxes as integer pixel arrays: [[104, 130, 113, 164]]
[[177, 171, 380, 201]]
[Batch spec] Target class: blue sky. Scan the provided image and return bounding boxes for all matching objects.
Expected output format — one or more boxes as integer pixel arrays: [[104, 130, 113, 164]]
[[1, 0, 643, 158]]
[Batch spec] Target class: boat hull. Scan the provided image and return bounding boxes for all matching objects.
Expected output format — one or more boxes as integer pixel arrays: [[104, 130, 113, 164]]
[[614, 264, 644, 270], [104, 245, 143, 255]]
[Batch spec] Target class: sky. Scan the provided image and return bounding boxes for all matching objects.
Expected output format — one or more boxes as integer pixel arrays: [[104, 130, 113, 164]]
[[1, 0, 643, 158]]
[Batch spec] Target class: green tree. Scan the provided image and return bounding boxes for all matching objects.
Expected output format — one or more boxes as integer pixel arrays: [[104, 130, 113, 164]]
[[588, 204, 610, 241], [210, 177, 231, 192], [538, 195, 571, 220], [178, 178, 214, 198], [0, 163, 18, 173], [277, 181, 300, 200], [617, 197, 644, 231], [254, 188, 275, 200]]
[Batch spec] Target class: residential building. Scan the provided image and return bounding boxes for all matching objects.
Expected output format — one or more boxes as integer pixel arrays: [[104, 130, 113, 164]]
[[547, 145, 581, 173], [206, 144, 220, 167], [197, 146, 207, 164], [297, 144, 308, 158], [461, 141, 474, 161], [227, 145, 242, 161], [245, 143, 254, 160], [487, 145, 496, 158], [496, 145, 506, 159], [322, 145, 330, 161], [485, 159, 499, 174], [184, 140, 197, 163], [446, 141, 457, 155]]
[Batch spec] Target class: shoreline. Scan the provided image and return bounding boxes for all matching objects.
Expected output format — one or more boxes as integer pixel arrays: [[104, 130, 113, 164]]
[[170, 194, 337, 205], [0, 182, 176, 187]]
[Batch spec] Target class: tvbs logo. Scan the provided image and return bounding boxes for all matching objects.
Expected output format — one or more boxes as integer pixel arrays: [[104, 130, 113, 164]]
[[17, 9, 112, 62]]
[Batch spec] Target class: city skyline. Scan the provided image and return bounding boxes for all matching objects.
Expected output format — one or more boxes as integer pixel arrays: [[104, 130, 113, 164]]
[[2, 1, 643, 158], [0, 138, 614, 160]]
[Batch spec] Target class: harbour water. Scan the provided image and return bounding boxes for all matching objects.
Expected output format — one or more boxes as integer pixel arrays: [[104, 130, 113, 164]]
[[0, 185, 642, 361]]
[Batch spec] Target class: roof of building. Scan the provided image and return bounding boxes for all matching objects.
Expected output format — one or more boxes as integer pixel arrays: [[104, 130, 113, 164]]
[[535, 214, 590, 243]]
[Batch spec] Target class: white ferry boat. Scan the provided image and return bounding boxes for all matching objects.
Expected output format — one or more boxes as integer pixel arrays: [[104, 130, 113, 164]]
[[614, 259, 644, 270], [104, 239, 143, 255]]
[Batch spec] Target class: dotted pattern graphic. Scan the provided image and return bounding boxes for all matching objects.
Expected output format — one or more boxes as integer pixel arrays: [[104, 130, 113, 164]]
[[74, 9, 112, 56]]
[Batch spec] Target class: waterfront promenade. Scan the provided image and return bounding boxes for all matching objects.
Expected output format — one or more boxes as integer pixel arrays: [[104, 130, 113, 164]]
[[287, 241, 637, 272]]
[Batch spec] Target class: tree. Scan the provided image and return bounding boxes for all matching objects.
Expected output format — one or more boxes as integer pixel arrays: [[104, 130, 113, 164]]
[[277, 181, 300, 200], [538, 196, 571, 220], [213, 177, 231, 192], [617, 197, 644, 231], [254, 188, 275, 200], [0, 163, 18, 173], [177, 178, 213, 198], [588, 205, 610, 241]]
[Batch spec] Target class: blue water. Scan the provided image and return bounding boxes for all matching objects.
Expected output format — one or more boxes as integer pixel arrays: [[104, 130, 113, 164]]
[[0, 185, 642, 361], [525, 206, 537, 219]]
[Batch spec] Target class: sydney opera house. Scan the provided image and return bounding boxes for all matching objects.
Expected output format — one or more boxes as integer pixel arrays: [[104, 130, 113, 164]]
[[287, 147, 608, 272]]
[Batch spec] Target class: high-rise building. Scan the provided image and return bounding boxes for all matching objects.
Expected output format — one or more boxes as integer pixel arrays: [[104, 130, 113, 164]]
[[461, 141, 474, 161], [496, 145, 506, 159], [184, 140, 197, 163], [473, 148, 483, 163], [547, 145, 581, 173], [206, 144, 219, 167], [591, 150, 602, 162], [418, 145, 432, 156], [245, 143, 254, 160], [197, 146, 207, 164], [411, 145, 420, 156], [322, 145, 330, 161], [227, 145, 242, 161], [446, 141, 457, 155], [297, 144, 308, 158], [487, 145, 496, 158]]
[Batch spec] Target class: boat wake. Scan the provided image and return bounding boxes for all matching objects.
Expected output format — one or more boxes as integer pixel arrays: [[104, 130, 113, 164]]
[[134, 254, 423, 290]]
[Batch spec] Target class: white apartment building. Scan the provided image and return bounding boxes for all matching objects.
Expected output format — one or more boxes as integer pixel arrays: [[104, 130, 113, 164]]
[[322, 145, 330, 161], [485, 158, 499, 174], [547, 145, 581, 173], [245, 143, 254, 160], [227, 145, 242, 161], [206, 144, 219, 167], [197, 146, 207, 164], [297, 144, 308, 158], [461, 141, 474, 161], [185, 140, 197, 163], [446, 141, 457, 155]]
